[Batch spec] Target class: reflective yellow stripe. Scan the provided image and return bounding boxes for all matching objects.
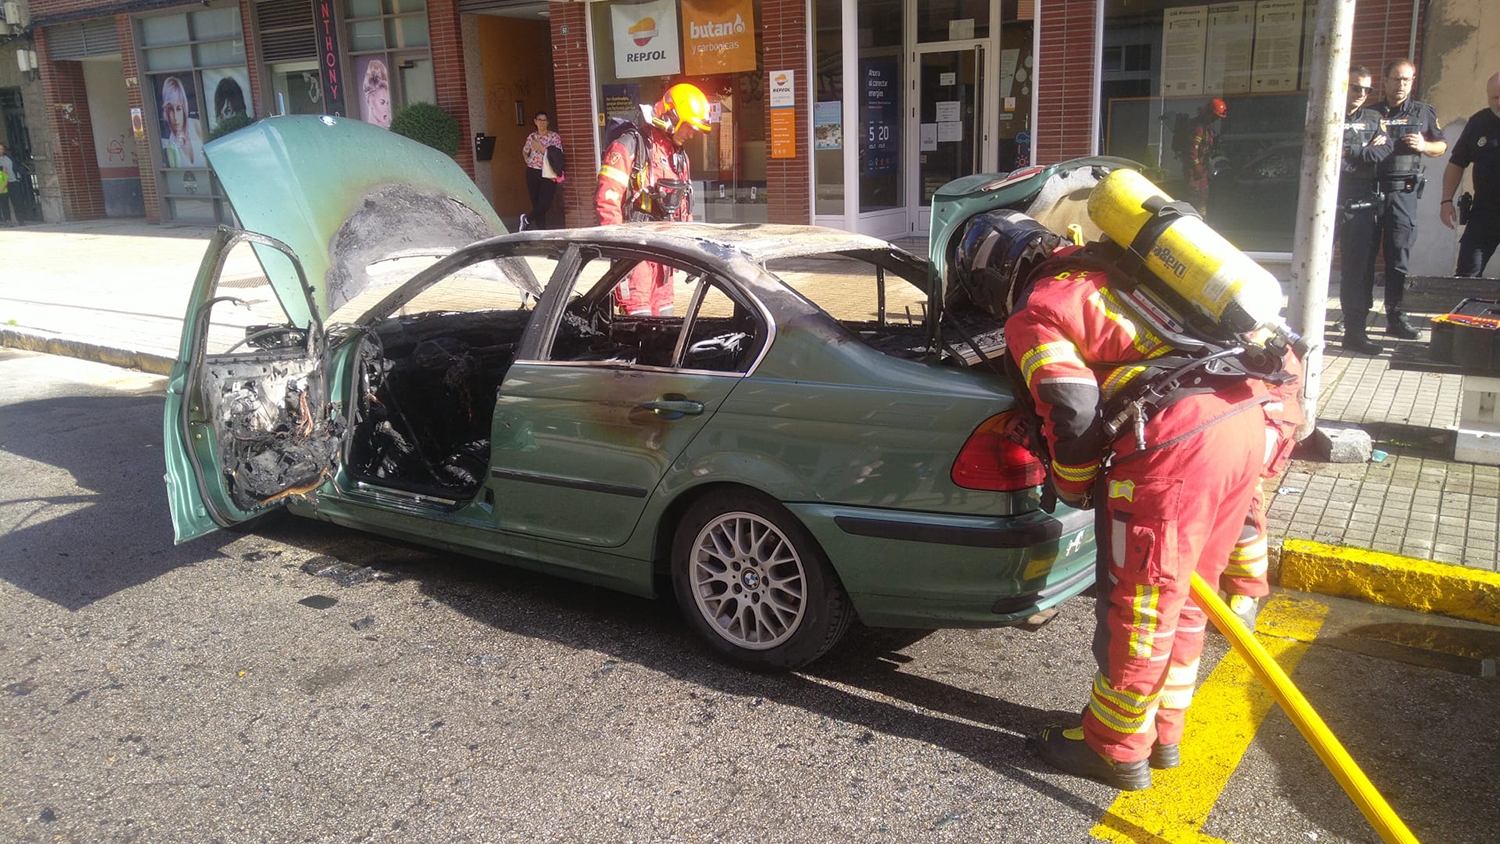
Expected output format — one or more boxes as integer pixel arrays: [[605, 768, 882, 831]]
[[1089, 675, 1156, 734], [598, 164, 629, 187], [1092, 674, 1155, 713], [1019, 341, 1083, 388], [1052, 460, 1100, 483], [1223, 558, 1269, 579], [1101, 364, 1149, 400], [1231, 537, 1268, 561], [1091, 288, 1166, 355], [1128, 584, 1161, 658]]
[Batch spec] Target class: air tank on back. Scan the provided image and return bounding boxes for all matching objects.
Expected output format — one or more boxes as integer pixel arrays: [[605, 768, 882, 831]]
[[1087, 168, 1294, 346]]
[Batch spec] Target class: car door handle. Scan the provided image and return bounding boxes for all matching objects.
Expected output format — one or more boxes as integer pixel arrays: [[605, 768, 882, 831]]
[[641, 398, 704, 417]]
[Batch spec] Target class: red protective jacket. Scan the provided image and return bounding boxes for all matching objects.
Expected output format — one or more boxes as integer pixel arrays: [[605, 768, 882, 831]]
[[595, 123, 692, 315]]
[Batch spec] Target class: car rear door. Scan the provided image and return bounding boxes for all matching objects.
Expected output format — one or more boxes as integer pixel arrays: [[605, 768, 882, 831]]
[[489, 245, 770, 547], [163, 229, 336, 543]]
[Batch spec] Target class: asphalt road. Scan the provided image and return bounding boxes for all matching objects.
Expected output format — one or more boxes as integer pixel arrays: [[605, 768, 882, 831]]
[[2, 348, 1496, 844]]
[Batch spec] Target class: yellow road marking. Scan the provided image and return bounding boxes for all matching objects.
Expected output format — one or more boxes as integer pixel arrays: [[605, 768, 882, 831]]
[[1091, 595, 1330, 843]]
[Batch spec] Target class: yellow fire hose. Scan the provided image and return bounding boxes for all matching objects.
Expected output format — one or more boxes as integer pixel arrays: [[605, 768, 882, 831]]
[[1190, 572, 1419, 843]]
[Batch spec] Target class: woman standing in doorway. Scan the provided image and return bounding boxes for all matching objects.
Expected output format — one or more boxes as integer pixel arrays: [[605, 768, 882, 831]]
[[520, 111, 563, 230]]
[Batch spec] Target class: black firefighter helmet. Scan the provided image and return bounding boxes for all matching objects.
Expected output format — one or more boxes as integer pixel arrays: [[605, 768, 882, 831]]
[[950, 210, 1063, 320]]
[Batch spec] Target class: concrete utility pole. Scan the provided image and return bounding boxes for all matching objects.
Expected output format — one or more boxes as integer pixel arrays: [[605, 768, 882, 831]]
[[1287, 0, 1357, 439]]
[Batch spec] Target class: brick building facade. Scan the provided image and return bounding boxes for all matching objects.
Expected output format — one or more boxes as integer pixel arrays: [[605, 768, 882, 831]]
[[12, 0, 1432, 249]]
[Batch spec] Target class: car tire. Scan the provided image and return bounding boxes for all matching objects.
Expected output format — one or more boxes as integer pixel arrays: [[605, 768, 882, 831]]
[[671, 490, 853, 670]]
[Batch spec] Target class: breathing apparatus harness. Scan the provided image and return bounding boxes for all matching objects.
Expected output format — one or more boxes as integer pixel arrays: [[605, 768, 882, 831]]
[[1003, 199, 1298, 509]]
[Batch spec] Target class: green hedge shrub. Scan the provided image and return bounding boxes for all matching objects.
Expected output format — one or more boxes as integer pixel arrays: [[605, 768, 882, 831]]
[[208, 114, 256, 142], [390, 102, 461, 157]]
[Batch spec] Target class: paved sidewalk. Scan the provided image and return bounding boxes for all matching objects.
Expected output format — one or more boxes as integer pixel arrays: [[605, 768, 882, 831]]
[[2, 219, 1497, 619]]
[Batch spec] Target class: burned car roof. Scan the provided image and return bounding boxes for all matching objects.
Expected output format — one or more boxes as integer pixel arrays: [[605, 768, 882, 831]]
[[502, 223, 910, 265]]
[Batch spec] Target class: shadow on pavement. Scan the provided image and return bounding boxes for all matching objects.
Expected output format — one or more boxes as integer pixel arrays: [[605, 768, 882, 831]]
[[251, 513, 1112, 820], [0, 392, 248, 611]]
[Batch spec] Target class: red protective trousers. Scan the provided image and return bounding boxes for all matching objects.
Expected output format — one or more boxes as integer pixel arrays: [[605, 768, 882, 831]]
[[1087, 394, 1265, 760]]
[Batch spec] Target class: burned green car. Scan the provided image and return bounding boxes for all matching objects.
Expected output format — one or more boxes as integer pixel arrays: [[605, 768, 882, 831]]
[[164, 116, 1098, 669]]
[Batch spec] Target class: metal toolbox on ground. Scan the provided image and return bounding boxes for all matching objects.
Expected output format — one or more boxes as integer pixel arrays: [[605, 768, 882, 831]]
[[1429, 299, 1500, 371]]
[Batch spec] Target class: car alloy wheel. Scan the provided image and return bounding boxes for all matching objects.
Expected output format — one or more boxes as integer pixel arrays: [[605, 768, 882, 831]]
[[687, 509, 806, 650], [671, 490, 853, 669]]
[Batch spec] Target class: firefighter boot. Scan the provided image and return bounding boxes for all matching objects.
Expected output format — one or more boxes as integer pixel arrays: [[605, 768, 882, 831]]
[[1150, 741, 1181, 770], [1386, 310, 1420, 340], [1033, 725, 1152, 790], [1341, 319, 1384, 356]]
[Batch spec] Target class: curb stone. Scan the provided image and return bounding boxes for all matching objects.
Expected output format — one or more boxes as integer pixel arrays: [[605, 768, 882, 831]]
[[1281, 539, 1500, 627], [0, 327, 174, 376]]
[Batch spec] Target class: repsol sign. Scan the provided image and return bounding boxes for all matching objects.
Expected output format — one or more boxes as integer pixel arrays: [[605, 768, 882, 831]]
[[626, 49, 670, 63]]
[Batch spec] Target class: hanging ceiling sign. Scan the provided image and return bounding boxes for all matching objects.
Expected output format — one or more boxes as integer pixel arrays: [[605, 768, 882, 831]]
[[682, 0, 757, 76], [612, 0, 682, 80]]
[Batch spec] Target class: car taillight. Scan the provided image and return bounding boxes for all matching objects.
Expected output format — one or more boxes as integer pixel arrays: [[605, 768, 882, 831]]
[[951, 411, 1047, 491]]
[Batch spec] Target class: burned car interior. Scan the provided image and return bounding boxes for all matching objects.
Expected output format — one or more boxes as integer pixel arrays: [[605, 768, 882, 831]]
[[343, 254, 544, 500], [549, 255, 764, 372], [347, 309, 526, 498]]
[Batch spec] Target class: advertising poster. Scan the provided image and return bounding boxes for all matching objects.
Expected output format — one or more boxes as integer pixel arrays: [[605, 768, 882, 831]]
[[603, 83, 642, 122], [155, 74, 206, 169], [1251, 0, 1303, 92], [1161, 5, 1208, 95], [862, 59, 897, 176], [814, 101, 842, 150], [612, 0, 682, 80], [1204, 3, 1255, 94], [682, 0, 756, 76], [202, 68, 253, 135], [355, 56, 393, 128]]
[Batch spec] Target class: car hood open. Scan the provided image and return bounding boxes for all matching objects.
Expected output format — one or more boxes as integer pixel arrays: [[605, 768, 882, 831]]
[[204, 115, 506, 327]]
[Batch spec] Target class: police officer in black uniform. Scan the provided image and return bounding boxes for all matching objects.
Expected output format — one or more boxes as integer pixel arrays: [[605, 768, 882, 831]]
[[1367, 59, 1447, 339], [1337, 65, 1394, 354], [1440, 71, 1500, 277]]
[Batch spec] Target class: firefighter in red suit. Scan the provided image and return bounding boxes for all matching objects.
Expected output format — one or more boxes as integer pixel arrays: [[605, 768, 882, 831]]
[[987, 216, 1285, 790], [1181, 97, 1227, 213], [595, 82, 711, 316]]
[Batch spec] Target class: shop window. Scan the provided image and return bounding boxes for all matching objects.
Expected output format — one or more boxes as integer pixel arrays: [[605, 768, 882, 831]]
[[345, 0, 434, 129], [998, 1, 1034, 172], [813, 0, 843, 216], [858, 0, 902, 213], [917, 0, 990, 43], [589, 0, 766, 225], [270, 61, 325, 115], [1099, 0, 1312, 252], [138, 5, 252, 224]]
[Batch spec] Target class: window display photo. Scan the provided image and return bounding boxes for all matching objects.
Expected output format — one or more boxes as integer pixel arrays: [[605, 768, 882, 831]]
[[203, 68, 254, 136], [357, 57, 394, 128], [156, 75, 207, 169]]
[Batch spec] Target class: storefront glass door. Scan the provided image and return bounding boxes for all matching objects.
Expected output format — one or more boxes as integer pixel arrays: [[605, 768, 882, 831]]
[[913, 46, 985, 232]]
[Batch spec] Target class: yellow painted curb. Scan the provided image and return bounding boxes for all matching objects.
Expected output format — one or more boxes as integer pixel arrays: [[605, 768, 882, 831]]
[[1281, 539, 1500, 627]]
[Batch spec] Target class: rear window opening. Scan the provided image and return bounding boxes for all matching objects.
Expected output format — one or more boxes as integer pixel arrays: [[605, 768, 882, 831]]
[[764, 250, 1007, 366]]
